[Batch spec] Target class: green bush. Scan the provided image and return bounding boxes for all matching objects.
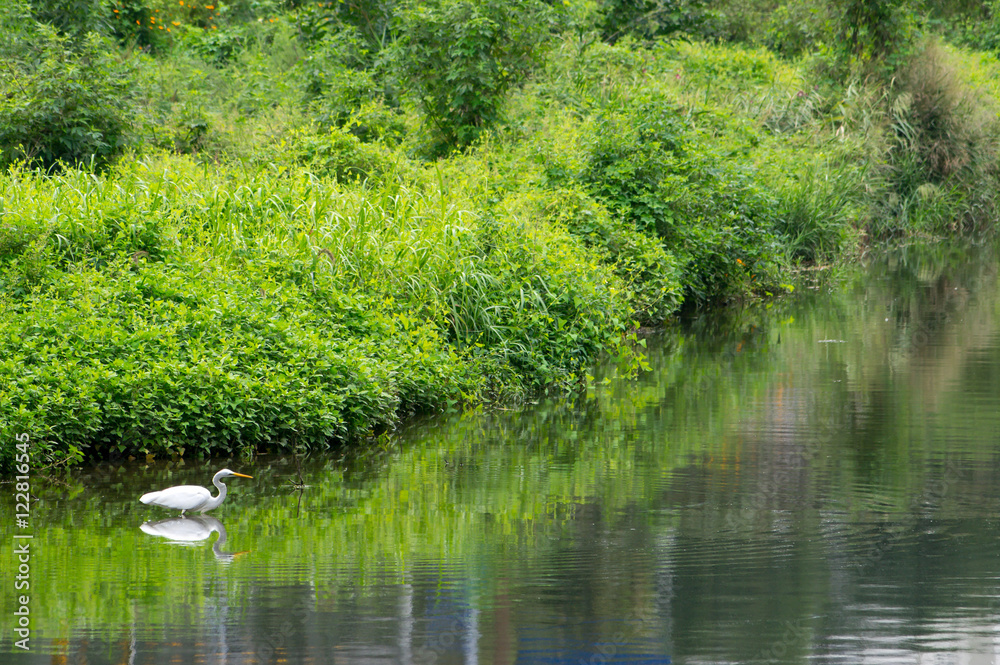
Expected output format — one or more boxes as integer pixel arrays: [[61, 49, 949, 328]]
[[674, 40, 780, 87], [948, 0, 1000, 51], [292, 0, 395, 49], [28, 0, 108, 41], [699, 0, 777, 44], [0, 259, 466, 473], [532, 37, 650, 113], [830, 0, 917, 78], [307, 65, 377, 128], [598, 0, 710, 44], [292, 126, 413, 182], [396, 0, 551, 150], [441, 207, 635, 390], [0, 25, 140, 171], [761, 2, 832, 58], [583, 93, 786, 302], [107, 0, 158, 49], [522, 188, 684, 324]]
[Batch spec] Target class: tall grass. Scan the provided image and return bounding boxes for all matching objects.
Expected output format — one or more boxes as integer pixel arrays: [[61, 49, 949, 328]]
[[867, 38, 1000, 236]]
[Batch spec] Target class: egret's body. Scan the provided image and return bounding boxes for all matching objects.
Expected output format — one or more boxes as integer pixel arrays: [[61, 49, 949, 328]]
[[139, 469, 252, 514]]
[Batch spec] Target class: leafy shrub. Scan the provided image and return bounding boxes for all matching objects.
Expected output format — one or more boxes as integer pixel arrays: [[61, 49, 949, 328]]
[[0, 25, 140, 170], [0, 155, 650, 474], [0, 259, 469, 473], [171, 103, 212, 154], [342, 100, 409, 145], [442, 208, 636, 389], [28, 0, 108, 41], [676, 41, 779, 87], [107, 0, 215, 51], [762, 2, 831, 58], [831, 0, 917, 78], [292, 0, 395, 49], [598, 0, 711, 44], [519, 188, 684, 324], [302, 51, 382, 127], [299, 25, 373, 96], [948, 0, 1000, 51], [583, 93, 786, 302], [698, 0, 777, 44], [0, 164, 169, 286], [312, 65, 381, 127], [532, 37, 650, 113], [295, 24, 405, 141], [185, 23, 251, 64], [292, 126, 412, 182], [396, 0, 551, 150]]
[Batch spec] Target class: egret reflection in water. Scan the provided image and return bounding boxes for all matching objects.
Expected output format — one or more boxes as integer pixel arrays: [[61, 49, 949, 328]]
[[140, 515, 249, 561]]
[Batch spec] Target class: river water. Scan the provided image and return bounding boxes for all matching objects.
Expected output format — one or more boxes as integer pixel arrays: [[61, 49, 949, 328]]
[[3, 241, 1000, 664]]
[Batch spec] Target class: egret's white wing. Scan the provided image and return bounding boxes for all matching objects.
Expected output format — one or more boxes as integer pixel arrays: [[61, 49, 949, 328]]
[[139, 485, 211, 511]]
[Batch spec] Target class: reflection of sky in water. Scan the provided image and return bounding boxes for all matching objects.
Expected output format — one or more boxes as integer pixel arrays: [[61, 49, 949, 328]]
[[3, 243, 1000, 664]]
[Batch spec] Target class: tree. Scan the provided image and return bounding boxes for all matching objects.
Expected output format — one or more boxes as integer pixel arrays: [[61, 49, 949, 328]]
[[599, 0, 710, 44], [833, 0, 914, 70], [0, 19, 140, 170], [396, 0, 551, 150]]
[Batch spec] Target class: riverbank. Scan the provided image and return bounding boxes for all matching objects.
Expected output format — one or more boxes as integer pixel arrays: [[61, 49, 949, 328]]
[[3, 0, 1000, 474]]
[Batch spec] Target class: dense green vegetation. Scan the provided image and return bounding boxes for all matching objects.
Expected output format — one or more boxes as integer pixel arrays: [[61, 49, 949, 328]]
[[3, 0, 1000, 473]]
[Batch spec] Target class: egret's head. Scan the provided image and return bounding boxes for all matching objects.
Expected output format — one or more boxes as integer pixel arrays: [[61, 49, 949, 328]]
[[217, 468, 254, 479]]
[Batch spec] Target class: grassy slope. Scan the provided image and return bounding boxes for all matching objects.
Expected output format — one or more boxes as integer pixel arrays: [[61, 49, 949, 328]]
[[2, 16, 1000, 473]]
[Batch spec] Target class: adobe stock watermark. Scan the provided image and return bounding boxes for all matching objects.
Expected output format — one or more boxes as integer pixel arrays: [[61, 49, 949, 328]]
[[256, 598, 312, 662], [748, 456, 983, 663], [573, 608, 667, 665], [11, 433, 32, 651], [414, 606, 665, 665]]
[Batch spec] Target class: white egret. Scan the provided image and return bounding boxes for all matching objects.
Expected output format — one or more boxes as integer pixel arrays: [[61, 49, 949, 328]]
[[139, 468, 253, 514]]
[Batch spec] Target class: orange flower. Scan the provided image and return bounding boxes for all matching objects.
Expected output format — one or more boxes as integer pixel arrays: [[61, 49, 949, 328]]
[[736, 258, 743, 265]]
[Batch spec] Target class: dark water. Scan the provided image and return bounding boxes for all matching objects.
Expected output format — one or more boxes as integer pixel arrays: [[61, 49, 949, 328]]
[[4, 242, 1000, 664]]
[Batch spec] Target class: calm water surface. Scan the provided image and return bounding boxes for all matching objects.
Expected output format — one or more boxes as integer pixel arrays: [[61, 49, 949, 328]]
[[3, 242, 1000, 664]]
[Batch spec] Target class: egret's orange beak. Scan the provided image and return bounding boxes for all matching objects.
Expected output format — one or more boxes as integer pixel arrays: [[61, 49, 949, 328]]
[[232, 472, 253, 479]]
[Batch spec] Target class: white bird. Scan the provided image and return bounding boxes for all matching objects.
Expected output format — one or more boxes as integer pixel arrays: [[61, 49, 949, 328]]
[[139, 468, 253, 514]]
